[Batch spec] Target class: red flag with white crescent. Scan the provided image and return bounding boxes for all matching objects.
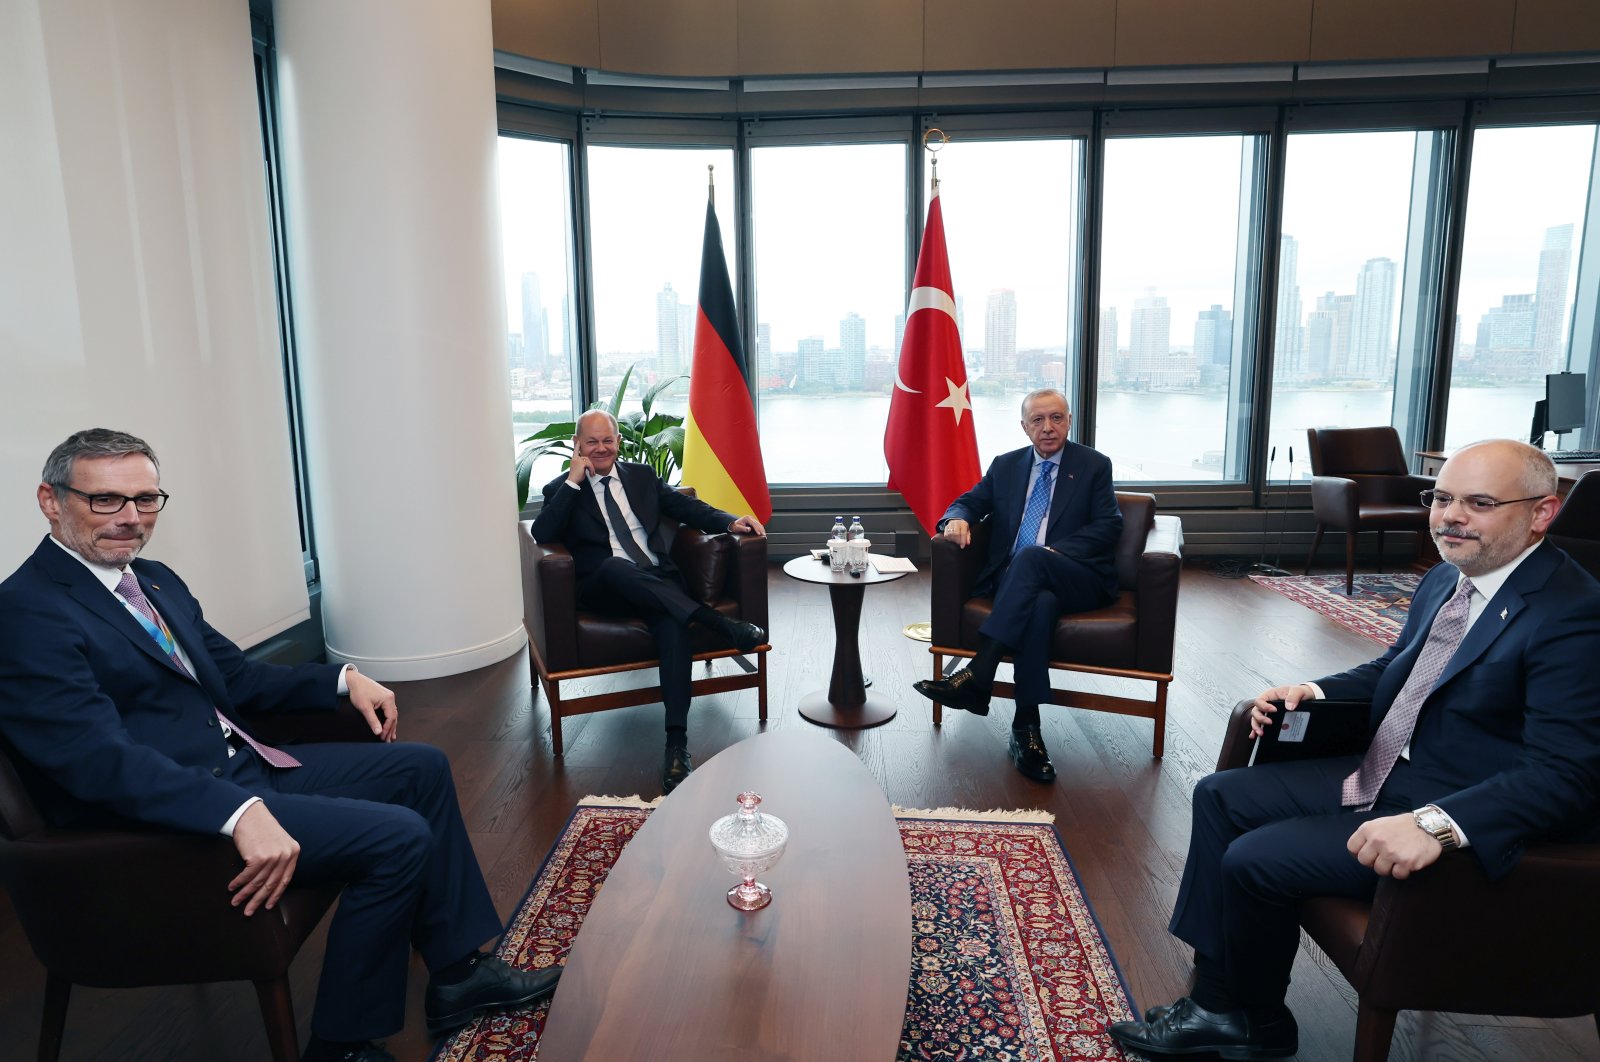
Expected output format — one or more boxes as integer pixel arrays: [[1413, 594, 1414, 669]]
[[884, 188, 981, 535]]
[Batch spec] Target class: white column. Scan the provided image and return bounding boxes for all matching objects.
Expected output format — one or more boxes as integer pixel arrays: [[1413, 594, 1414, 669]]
[[273, 0, 525, 680]]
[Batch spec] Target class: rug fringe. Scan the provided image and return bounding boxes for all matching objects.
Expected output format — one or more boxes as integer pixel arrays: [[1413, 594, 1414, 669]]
[[893, 804, 1055, 823], [577, 794, 664, 809]]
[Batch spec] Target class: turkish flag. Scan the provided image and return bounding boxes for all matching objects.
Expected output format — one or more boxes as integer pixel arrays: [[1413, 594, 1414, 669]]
[[884, 188, 981, 536]]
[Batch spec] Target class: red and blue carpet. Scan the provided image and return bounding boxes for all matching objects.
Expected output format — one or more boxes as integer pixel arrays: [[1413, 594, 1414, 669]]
[[433, 803, 1140, 1061], [1250, 572, 1420, 644]]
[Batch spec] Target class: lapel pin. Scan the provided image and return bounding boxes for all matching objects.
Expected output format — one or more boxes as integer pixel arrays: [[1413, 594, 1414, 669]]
[[1500, 608, 1507, 621]]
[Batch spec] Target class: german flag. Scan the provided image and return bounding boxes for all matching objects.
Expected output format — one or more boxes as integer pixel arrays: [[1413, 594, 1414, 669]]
[[682, 196, 772, 521]]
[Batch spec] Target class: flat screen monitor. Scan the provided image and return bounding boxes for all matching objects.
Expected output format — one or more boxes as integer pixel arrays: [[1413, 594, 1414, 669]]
[[1547, 371, 1587, 434]]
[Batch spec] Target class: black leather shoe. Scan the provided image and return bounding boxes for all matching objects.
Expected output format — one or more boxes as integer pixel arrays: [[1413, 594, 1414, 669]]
[[1007, 725, 1056, 782], [425, 955, 561, 1036], [912, 667, 991, 716], [662, 742, 694, 793], [1107, 996, 1298, 1059], [711, 615, 767, 653]]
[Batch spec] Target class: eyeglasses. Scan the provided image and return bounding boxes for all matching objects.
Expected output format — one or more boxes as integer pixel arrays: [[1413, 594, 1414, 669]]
[[1419, 489, 1544, 514], [62, 486, 170, 514]]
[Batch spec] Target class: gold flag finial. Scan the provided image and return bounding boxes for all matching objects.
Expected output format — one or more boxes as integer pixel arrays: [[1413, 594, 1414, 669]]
[[922, 127, 950, 193]]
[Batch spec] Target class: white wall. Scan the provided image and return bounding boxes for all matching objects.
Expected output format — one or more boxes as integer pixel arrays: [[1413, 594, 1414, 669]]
[[1, 0, 311, 647]]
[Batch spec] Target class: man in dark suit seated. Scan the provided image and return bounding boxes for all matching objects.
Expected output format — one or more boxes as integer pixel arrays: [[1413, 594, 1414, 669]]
[[530, 409, 767, 793], [912, 388, 1122, 782], [1112, 439, 1600, 1059], [0, 429, 560, 1062]]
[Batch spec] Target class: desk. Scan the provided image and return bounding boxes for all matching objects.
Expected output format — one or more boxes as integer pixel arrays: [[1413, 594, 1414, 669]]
[[537, 731, 912, 1061], [1417, 451, 1600, 499], [781, 554, 908, 730]]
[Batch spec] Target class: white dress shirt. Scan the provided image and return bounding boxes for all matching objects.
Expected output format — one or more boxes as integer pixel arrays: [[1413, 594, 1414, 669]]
[[569, 468, 660, 566], [1017, 449, 1065, 548]]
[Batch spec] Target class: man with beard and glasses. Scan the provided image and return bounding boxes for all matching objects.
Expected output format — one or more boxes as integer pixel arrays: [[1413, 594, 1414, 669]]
[[0, 429, 559, 1062], [1113, 439, 1600, 1059]]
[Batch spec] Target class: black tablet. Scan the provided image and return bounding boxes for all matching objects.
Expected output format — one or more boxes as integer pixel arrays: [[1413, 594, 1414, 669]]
[[1254, 699, 1371, 763]]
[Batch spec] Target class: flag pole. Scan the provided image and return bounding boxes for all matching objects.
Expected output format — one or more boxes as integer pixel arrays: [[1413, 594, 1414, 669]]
[[903, 126, 955, 648], [707, 163, 714, 206]]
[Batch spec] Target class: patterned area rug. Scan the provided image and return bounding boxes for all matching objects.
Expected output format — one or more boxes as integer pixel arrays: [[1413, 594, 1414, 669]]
[[434, 805, 1140, 1061], [1250, 572, 1420, 644]]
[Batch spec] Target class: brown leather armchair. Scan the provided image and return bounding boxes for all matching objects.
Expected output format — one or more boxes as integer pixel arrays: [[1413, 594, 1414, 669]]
[[519, 517, 769, 756], [1216, 699, 1600, 1062], [0, 705, 377, 1062], [929, 492, 1183, 757], [1306, 426, 1434, 596], [1547, 469, 1600, 579]]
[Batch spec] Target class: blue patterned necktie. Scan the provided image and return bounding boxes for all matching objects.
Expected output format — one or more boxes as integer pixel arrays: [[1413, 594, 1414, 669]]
[[1012, 460, 1055, 555]]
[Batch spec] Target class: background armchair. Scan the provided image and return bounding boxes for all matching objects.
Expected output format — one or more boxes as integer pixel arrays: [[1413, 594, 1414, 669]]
[[0, 705, 377, 1062], [1546, 469, 1600, 578], [1306, 426, 1434, 596], [929, 492, 1182, 757], [1217, 699, 1600, 1062], [519, 515, 768, 757]]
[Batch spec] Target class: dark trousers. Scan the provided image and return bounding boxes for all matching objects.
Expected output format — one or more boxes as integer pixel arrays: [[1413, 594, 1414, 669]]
[[1168, 755, 1424, 1008], [577, 556, 703, 731], [230, 741, 502, 1041], [979, 545, 1113, 711]]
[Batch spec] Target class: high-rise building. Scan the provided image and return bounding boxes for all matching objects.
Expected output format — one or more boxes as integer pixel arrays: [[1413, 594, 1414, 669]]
[[894, 312, 906, 356], [1351, 257, 1397, 381], [1193, 305, 1233, 367], [756, 322, 772, 368], [797, 335, 824, 387], [655, 282, 684, 373], [1487, 294, 1538, 353], [1131, 293, 1170, 360], [985, 289, 1017, 375], [520, 272, 549, 375], [1534, 223, 1575, 371], [1274, 235, 1302, 378], [1305, 308, 1335, 379], [840, 312, 866, 357], [1098, 307, 1119, 385]]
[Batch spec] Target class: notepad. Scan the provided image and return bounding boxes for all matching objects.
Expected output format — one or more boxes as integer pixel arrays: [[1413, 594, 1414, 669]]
[[871, 555, 917, 573]]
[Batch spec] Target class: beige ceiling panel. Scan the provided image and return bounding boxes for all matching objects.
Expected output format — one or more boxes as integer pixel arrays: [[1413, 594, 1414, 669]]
[[598, 0, 738, 76], [924, 0, 1115, 71], [1116, 0, 1312, 66], [1512, 0, 1600, 55], [492, 0, 602, 69], [738, 0, 923, 76], [1310, 0, 1516, 61]]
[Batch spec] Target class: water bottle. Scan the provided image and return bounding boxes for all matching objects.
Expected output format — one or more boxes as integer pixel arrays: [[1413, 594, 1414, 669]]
[[847, 516, 869, 574], [828, 515, 847, 571]]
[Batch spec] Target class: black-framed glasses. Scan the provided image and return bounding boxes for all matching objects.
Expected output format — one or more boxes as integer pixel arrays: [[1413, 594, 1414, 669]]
[[1419, 489, 1543, 514], [61, 486, 170, 514]]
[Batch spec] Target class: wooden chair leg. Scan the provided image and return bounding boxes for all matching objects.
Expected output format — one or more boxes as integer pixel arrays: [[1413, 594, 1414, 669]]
[[1305, 524, 1325, 576], [757, 654, 768, 723], [37, 973, 69, 1062], [1151, 679, 1168, 758], [930, 653, 944, 727], [1375, 529, 1386, 573], [543, 675, 565, 757], [1351, 1000, 1398, 1062], [1344, 531, 1357, 596], [254, 976, 301, 1062]]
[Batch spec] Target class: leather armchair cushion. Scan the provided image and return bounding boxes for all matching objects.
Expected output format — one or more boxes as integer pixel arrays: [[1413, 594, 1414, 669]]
[[959, 594, 1139, 670], [671, 528, 729, 604]]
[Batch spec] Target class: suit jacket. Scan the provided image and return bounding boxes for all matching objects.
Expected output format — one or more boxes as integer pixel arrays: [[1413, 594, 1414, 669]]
[[530, 462, 738, 580], [938, 441, 1123, 600], [1317, 541, 1600, 879], [0, 537, 343, 834]]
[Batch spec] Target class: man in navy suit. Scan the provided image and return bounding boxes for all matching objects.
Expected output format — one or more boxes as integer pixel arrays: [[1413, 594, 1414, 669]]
[[530, 409, 767, 793], [1113, 439, 1600, 1059], [0, 429, 559, 1062], [912, 389, 1122, 782]]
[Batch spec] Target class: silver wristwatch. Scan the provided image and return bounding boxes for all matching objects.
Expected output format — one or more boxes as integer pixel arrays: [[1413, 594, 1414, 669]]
[[1413, 805, 1459, 850]]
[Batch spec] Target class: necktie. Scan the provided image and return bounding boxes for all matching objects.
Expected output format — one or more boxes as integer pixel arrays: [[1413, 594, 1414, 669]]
[[115, 572, 300, 769], [1341, 577, 1475, 810], [1013, 460, 1056, 555], [599, 475, 655, 568]]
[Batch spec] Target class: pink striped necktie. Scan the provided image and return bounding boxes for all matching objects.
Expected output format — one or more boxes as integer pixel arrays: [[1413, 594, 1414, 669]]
[[1341, 576, 1475, 810], [115, 572, 300, 769]]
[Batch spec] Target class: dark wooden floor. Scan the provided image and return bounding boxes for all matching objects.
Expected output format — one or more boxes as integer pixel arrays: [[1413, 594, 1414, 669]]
[[3, 564, 1596, 1061]]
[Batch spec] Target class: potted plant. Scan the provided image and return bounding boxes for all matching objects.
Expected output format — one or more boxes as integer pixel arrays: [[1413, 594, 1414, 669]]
[[516, 364, 687, 509]]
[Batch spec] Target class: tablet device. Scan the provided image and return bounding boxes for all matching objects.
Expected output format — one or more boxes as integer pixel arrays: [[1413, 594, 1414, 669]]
[[1253, 699, 1371, 764]]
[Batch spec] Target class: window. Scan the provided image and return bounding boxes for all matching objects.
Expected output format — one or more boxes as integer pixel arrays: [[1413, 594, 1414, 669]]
[[1444, 123, 1598, 449], [498, 135, 580, 487], [749, 138, 909, 484], [921, 135, 1084, 465], [1269, 129, 1448, 478], [585, 143, 737, 423], [1096, 133, 1264, 482]]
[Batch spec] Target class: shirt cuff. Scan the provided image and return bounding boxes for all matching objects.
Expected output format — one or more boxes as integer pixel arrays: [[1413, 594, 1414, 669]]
[[1429, 805, 1471, 848], [337, 663, 354, 696], [1302, 682, 1326, 700], [221, 796, 261, 837], [564, 480, 580, 491]]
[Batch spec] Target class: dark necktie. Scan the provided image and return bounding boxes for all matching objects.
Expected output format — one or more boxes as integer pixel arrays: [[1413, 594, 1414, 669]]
[[1013, 460, 1055, 555], [598, 475, 654, 568], [115, 572, 301, 769], [1341, 577, 1475, 810]]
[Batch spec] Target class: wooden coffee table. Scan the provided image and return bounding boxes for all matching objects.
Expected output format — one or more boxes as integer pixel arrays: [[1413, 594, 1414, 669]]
[[537, 730, 912, 1061]]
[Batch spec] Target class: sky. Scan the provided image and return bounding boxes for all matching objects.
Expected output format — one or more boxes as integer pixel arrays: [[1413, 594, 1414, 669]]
[[496, 121, 1597, 370]]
